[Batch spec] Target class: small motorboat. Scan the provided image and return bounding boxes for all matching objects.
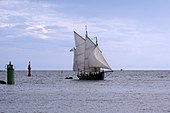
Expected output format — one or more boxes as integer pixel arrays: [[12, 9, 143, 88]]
[[65, 77, 73, 79]]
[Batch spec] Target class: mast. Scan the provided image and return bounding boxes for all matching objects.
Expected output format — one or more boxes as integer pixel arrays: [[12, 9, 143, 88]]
[[85, 25, 88, 37], [96, 37, 98, 45], [84, 25, 97, 73], [84, 25, 87, 72]]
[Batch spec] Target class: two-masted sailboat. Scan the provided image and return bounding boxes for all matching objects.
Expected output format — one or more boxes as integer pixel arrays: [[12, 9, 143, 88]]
[[72, 27, 112, 80]]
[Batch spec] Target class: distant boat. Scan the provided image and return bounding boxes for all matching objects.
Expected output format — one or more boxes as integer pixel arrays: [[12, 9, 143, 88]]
[[72, 26, 113, 80], [65, 77, 73, 79]]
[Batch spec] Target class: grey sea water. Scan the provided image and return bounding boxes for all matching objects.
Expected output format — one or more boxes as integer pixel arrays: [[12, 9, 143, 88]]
[[0, 70, 170, 113]]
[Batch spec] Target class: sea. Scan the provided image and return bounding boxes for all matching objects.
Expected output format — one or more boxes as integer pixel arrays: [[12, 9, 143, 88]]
[[0, 70, 170, 113]]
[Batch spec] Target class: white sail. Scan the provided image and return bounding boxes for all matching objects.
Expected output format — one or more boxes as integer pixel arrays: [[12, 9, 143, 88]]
[[88, 45, 111, 69], [73, 48, 78, 71], [74, 31, 85, 71], [84, 36, 96, 72]]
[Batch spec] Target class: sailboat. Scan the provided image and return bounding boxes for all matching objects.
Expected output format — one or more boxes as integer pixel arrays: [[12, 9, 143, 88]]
[[72, 27, 113, 80]]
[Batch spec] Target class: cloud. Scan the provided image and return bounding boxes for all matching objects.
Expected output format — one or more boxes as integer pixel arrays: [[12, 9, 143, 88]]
[[1, 0, 170, 69], [0, 23, 15, 28], [0, 0, 144, 42], [0, 0, 169, 43]]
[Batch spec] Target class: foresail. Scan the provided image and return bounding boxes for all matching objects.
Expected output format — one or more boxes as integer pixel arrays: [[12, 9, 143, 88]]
[[89, 46, 111, 69], [74, 31, 85, 71]]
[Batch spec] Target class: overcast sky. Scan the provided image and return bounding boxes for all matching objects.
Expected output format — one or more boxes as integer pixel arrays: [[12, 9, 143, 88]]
[[0, 0, 170, 70]]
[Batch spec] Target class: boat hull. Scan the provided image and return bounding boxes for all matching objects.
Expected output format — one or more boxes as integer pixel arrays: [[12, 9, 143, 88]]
[[77, 72, 104, 80]]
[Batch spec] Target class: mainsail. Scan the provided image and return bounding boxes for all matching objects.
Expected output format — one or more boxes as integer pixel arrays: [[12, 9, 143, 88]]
[[73, 31, 111, 73], [74, 31, 85, 71]]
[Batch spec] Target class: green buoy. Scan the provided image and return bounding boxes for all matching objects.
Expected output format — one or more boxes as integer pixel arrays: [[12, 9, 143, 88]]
[[6, 61, 14, 85]]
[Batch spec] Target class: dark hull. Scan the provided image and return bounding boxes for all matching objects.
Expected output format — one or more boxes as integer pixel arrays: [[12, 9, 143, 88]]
[[77, 72, 104, 80]]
